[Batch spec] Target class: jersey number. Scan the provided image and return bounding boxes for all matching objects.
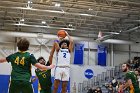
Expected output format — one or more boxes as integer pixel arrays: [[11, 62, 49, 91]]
[[63, 53, 66, 58], [42, 74, 46, 78], [14, 57, 25, 66]]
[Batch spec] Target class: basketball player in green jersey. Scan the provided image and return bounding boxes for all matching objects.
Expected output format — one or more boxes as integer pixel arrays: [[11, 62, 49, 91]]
[[0, 38, 55, 93], [49, 31, 73, 93], [32, 57, 52, 93], [120, 63, 140, 93]]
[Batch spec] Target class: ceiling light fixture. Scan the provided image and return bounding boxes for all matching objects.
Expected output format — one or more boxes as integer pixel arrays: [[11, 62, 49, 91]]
[[55, 3, 60, 7], [27, 1, 32, 4], [41, 21, 46, 24], [68, 24, 72, 27], [26, 0, 32, 9], [79, 14, 93, 16], [20, 18, 25, 22], [113, 32, 120, 35], [8, 7, 96, 17], [88, 8, 93, 10]]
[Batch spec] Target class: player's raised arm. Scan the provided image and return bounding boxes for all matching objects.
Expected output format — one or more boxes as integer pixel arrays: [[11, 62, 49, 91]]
[[49, 39, 60, 64], [65, 31, 73, 53], [0, 58, 7, 63], [49, 42, 55, 64]]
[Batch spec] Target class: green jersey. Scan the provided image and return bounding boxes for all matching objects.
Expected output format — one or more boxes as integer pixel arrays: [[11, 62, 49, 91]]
[[125, 71, 140, 93], [35, 69, 52, 89], [6, 51, 37, 81]]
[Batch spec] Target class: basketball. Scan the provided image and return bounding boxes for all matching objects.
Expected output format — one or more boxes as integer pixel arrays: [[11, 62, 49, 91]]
[[57, 30, 67, 38]]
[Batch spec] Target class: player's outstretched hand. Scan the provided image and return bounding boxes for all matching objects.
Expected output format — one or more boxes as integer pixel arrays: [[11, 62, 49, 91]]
[[47, 64, 55, 69]]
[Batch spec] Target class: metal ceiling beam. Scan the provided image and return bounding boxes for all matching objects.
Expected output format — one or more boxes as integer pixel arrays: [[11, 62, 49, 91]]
[[0, 30, 95, 42], [1, 18, 135, 31], [52, 0, 140, 7], [96, 25, 140, 42], [0, 0, 139, 29], [3, 23, 110, 32], [122, 25, 140, 33], [0, 6, 118, 21], [0, 0, 140, 15], [0, 12, 114, 23], [1, 0, 140, 15], [0, 0, 139, 40], [0, 8, 137, 26]]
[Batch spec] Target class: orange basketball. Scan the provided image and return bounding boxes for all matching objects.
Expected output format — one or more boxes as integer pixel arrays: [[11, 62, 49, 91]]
[[57, 30, 67, 38]]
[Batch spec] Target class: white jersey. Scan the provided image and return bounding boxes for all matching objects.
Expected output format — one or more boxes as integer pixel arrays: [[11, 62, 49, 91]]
[[56, 48, 70, 67]]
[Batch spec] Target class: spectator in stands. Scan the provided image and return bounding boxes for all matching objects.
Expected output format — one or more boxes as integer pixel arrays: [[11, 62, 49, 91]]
[[129, 59, 135, 70], [134, 59, 139, 69], [87, 87, 93, 93], [117, 82, 124, 93], [96, 87, 102, 93], [107, 84, 114, 93], [135, 68, 140, 88], [104, 83, 109, 89], [111, 77, 118, 87], [92, 88, 97, 93], [134, 68, 140, 76]]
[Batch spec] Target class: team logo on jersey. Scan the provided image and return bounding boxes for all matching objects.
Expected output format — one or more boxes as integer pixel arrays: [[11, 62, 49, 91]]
[[60, 50, 68, 53], [84, 69, 94, 79]]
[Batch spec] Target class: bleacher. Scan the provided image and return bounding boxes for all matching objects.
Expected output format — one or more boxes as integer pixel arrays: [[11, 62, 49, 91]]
[[78, 64, 124, 93], [77, 56, 140, 93]]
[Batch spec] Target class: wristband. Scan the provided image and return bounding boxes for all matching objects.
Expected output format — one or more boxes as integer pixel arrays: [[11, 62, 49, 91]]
[[54, 40, 59, 43]]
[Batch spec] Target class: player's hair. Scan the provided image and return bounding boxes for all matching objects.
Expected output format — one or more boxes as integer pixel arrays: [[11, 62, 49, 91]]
[[135, 68, 140, 74], [59, 39, 70, 47], [123, 63, 130, 68], [37, 56, 45, 62], [17, 38, 30, 51], [46, 61, 50, 66]]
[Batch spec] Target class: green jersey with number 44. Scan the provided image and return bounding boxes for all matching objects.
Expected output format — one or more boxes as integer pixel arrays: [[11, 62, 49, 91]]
[[6, 51, 37, 81]]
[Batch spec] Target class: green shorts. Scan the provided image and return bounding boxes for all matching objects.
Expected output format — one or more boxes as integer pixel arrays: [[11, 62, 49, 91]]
[[40, 87, 52, 93], [135, 89, 140, 93], [9, 80, 33, 93]]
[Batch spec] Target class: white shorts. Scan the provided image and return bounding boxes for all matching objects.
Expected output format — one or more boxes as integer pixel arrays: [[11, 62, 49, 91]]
[[54, 67, 70, 81]]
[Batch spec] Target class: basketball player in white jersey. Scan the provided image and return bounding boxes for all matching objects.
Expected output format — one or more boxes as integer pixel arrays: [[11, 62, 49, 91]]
[[49, 31, 73, 93]]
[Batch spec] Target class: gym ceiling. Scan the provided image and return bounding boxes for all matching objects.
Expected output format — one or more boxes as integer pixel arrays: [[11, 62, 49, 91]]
[[0, 0, 140, 41]]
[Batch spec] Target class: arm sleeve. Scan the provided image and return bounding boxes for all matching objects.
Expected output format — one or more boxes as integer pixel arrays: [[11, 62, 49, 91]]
[[6, 54, 13, 63], [124, 73, 131, 81], [30, 54, 38, 65]]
